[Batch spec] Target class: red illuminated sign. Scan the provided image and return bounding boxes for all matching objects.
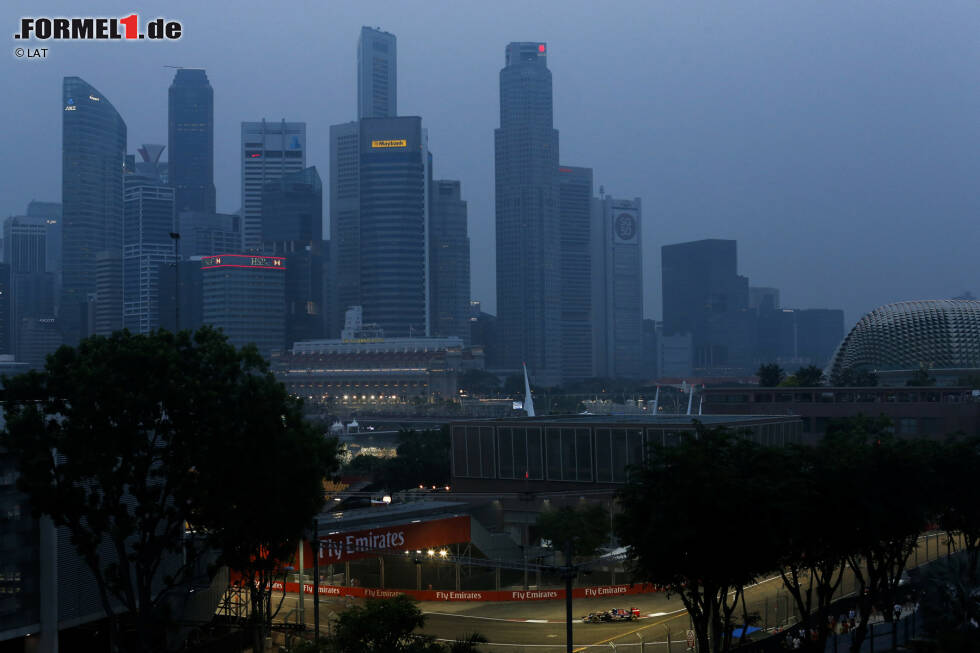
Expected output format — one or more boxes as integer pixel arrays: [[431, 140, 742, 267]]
[[200, 254, 286, 270], [305, 515, 471, 563], [538, 44, 545, 52]]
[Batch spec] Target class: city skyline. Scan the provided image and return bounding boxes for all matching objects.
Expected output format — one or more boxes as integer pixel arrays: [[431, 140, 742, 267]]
[[4, 1, 980, 328]]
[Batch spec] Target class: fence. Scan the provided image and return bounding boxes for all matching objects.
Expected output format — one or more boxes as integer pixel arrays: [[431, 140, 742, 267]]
[[824, 612, 920, 653]]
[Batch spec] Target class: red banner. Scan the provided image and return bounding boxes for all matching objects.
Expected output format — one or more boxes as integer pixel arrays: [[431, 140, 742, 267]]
[[306, 515, 471, 564], [269, 581, 660, 602]]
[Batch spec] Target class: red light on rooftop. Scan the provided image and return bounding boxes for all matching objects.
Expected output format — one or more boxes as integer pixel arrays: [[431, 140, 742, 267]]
[[249, 153, 261, 158], [538, 44, 545, 52]]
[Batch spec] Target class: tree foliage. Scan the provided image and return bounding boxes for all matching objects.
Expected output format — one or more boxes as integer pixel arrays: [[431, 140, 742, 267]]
[[535, 504, 610, 558], [829, 367, 879, 387], [794, 364, 826, 387], [906, 365, 937, 386], [329, 595, 444, 653], [457, 369, 501, 396], [757, 363, 785, 387], [616, 425, 783, 653], [936, 436, 980, 581], [614, 416, 961, 653], [1, 328, 338, 653], [375, 427, 451, 491]]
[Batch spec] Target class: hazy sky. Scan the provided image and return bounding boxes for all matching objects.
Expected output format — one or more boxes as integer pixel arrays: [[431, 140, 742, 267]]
[[4, 0, 979, 326]]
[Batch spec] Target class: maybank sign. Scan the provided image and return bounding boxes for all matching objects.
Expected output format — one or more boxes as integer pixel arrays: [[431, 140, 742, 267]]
[[371, 139, 407, 149]]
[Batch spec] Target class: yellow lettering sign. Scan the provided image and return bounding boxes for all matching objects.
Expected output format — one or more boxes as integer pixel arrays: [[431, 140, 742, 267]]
[[371, 139, 407, 149]]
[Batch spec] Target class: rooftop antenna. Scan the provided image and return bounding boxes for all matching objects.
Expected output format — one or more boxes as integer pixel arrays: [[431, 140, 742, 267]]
[[522, 362, 536, 417]]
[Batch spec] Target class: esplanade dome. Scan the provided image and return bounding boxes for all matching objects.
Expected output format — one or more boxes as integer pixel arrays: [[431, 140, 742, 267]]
[[827, 300, 980, 381]]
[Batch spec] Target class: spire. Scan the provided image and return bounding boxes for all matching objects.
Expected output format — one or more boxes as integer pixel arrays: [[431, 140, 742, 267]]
[[523, 362, 536, 417]]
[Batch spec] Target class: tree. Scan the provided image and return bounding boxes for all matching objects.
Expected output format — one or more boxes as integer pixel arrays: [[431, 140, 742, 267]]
[[794, 365, 825, 387], [378, 427, 451, 490], [192, 337, 339, 653], [823, 417, 937, 652], [1, 328, 338, 653], [771, 444, 852, 651], [829, 368, 879, 387], [535, 504, 610, 558], [457, 369, 501, 396], [956, 374, 980, 388], [757, 363, 785, 387], [329, 595, 444, 653], [919, 556, 980, 652], [907, 365, 936, 387], [936, 437, 980, 581], [616, 425, 782, 653]]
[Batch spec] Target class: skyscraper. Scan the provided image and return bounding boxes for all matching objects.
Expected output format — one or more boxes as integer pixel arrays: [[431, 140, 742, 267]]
[[661, 239, 753, 375], [261, 166, 326, 345], [592, 196, 644, 379], [328, 121, 361, 336], [495, 42, 561, 385], [241, 120, 306, 252], [3, 217, 47, 273], [168, 69, 215, 214], [429, 179, 470, 344], [123, 167, 176, 334], [61, 77, 126, 343], [3, 216, 55, 352], [26, 200, 62, 285], [201, 254, 286, 358], [558, 166, 593, 381], [330, 116, 430, 339], [358, 118, 429, 337], [357, 26, 397, 119]]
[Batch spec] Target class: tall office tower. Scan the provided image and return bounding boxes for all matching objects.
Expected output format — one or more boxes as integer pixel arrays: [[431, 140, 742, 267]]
[[494, 42, 561, 385], [3, 217, 47, 273], [26, 201, 62, 309], [329, 121, 361, 337], [158, 258, 204, 333], [795, 309, 845, 368], [429, 179, 470, 344], [330, 118, 429, 338], [0, 265, 10, 353], [17, 317, 63, 369], [3, 216, 54, 352], [241, 120, 306, 251], [592, 196, 644, 379], [558, 166, 593, 380], [661, 239, 753, 376], [201, 254, 286, 358], [176, 212, 240, 257], [94, 250, 122, 336], [357, 26, 397, 119], [749, 286, 780, 312], [361, 118, 428, 337], [61, 77, 126, 343], [642, 319, 659, 381], [168, 69, 215, 213], [123, 168, 176, 334], [261, 166, 325, 345]]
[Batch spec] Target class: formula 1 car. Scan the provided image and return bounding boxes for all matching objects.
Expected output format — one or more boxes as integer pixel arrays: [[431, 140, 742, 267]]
[[582, 608, 641, 623]]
